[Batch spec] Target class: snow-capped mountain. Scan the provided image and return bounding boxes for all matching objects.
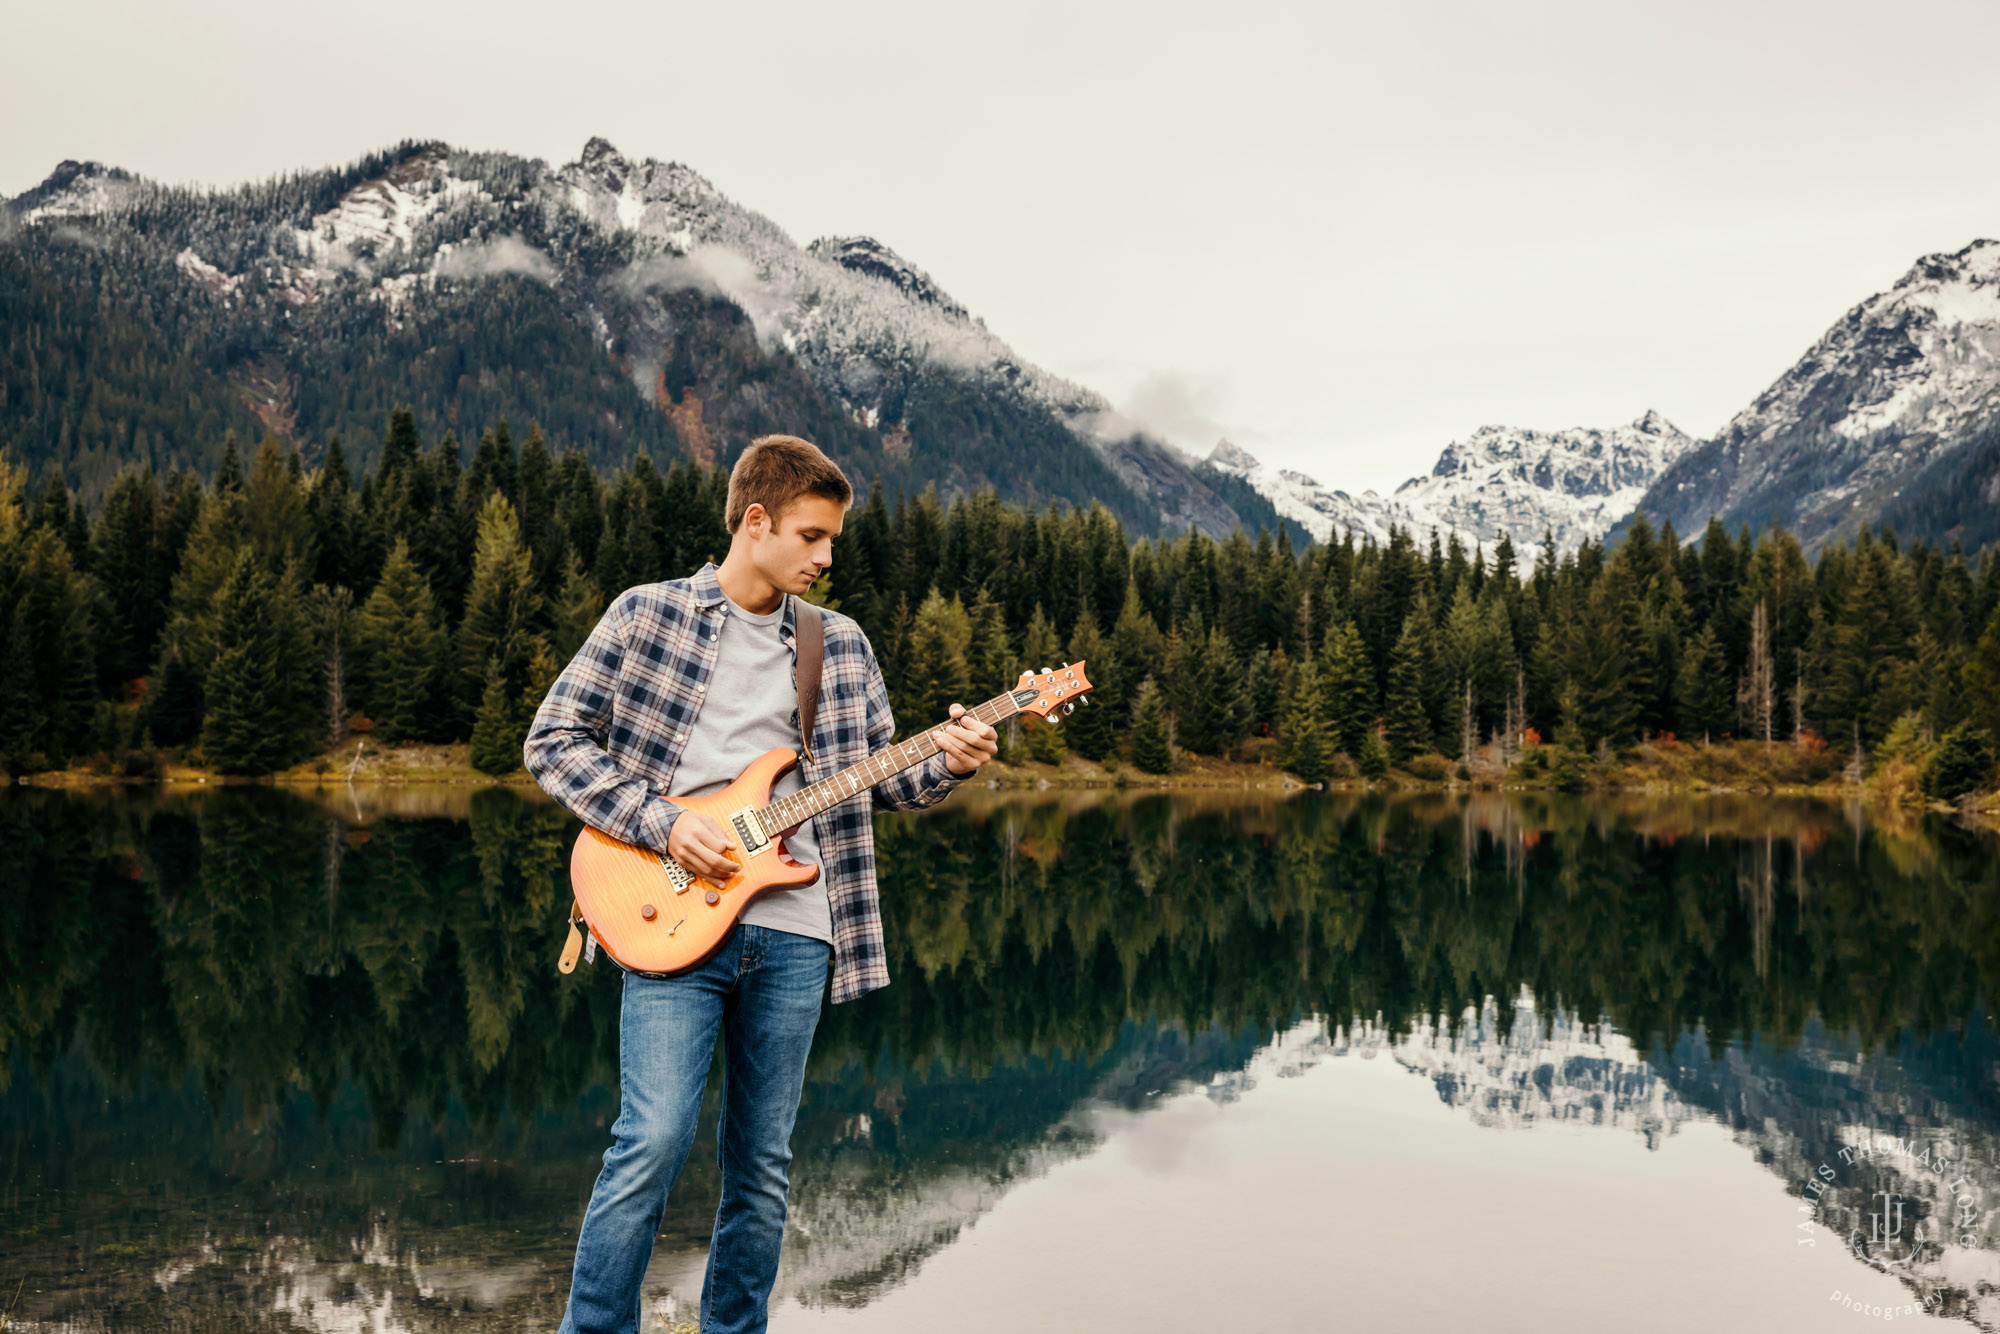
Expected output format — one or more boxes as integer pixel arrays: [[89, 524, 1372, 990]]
[[3, 140, 1264, 536], [1207, 411, 1694, 553], [1631, 237, 2000, 551]]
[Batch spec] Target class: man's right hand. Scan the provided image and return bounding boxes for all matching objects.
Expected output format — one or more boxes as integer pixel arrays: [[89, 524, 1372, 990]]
[[667, 810, 739, 881]]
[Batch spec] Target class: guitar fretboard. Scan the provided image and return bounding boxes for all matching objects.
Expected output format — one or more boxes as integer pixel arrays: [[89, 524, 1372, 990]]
[[759, 690, 1022, 834]]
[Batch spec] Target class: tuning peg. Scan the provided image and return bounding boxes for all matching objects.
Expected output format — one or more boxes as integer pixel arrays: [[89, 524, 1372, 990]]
[[1038, 666, 1050, 675], [1062, 702, 1075, 715], [1061, 660, 1069, 668]]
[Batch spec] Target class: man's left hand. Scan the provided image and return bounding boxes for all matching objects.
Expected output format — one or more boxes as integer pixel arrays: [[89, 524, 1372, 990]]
[[934, 703, 1000, 775]]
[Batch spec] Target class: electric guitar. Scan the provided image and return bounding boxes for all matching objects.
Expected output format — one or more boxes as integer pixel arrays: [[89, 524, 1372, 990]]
[[560, 661, 1095, 976]]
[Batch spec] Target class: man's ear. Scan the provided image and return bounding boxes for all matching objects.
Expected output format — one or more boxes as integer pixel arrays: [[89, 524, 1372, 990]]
[[742, 501, 767, 538]]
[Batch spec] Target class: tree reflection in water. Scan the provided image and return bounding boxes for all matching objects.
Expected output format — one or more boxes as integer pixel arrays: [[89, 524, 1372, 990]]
[[1, 785, 1996, 1330]]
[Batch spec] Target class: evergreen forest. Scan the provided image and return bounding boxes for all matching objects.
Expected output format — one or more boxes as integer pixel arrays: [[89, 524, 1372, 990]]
[[8, 408, 2000, 795]]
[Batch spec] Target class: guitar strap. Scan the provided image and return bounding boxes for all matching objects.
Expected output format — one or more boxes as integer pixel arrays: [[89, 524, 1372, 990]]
[[794, 595, 823, 765], [558, 592, 827, 975]]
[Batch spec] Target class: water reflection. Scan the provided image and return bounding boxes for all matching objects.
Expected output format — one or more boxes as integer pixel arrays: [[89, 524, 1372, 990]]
[[1, 785, 1996, 1330]]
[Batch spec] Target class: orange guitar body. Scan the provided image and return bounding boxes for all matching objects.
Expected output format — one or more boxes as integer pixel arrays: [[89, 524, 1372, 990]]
[[569, 746, 820, 975]]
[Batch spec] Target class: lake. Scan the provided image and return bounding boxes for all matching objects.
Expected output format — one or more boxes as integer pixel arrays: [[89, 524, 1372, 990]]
[[2, 784, 1996, 1332]]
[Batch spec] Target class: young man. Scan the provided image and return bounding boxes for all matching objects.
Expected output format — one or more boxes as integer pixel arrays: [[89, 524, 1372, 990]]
[[523, 435, 998, 1334]]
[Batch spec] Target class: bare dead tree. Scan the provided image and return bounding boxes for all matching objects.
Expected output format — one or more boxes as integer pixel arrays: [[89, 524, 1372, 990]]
[[1741, 600, 1776, 744]]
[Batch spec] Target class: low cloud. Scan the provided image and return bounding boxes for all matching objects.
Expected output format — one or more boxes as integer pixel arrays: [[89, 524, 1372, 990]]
[[434, 233, 557, 284], [1122, 370, 1236, 451], [44, 221, 110, 251], [615, 245, 792, 348]]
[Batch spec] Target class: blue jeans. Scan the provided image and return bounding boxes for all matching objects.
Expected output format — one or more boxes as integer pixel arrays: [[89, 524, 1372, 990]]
[[558, 923, 831, 1334]]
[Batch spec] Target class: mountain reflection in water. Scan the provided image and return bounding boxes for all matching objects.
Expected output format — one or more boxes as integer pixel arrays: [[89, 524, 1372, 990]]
[[1, 785, 1996, 1331]]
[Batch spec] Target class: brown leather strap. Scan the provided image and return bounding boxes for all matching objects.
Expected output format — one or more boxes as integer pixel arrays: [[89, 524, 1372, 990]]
[[558, 898, 584, 974], [794, 596, 823, 763]]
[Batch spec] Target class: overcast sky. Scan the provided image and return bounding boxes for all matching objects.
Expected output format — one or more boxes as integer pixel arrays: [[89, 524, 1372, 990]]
[[6, 0, 2000, 492]]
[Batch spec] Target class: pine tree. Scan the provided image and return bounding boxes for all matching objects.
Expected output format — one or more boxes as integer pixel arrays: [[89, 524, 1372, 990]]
[[1549, 681, 1590, 791], [1383, 613, 1432, 761], [900, 588, 973, 728], [1920, 723, 1996, 800], [147, 645, 203, 748], [965, 583, 1014, 693], [1962, 609, 2000, 741], [470, 656, 522, 775], [1127, 676, 1174, 774], [88, 469, 168, 687], [1165, 624, 1242, 756], [1062, 604, 1116, 760], [1020, 602, 1061, 676], [200, 550, 314, 776], [353, 539, 446, 744], [0, 526, 99, 765], [1357, 724, 1390, 779], [1277, 652, 1333, 782], [455, 493, 543, 731], [549, 548, 607, 662], [1021, 710, 1065, 764], [1109, 580, 1167, 718], [243, 434, 316, 573], [517, 639, 561, 740], [1675, 624, 1732, 741], [308, 434, 369, 594], [1318, 619, 1375, 756], [159, 488, 249, 682], [517, 422, 559, 596]]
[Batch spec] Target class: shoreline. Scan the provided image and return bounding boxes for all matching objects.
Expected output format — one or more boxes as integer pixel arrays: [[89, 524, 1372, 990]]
[[10, 738, 1987, 815]]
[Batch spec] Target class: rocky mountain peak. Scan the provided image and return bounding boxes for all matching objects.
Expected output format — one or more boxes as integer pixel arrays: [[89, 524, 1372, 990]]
[[1631, 407, 1676, 436], [12, 159, 132, 221], [1204, 437, 1261, 472], [576, 136, 630, 189], [1628, 234, 2000, 551], [806, 236, 967, 321], [1210, 411, 1692, 553]]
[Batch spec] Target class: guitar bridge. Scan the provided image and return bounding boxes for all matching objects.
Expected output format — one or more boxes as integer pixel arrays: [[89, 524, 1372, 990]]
[[657, 851, 694, 896]]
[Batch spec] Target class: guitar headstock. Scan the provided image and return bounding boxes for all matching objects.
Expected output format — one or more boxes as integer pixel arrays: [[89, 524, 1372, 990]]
[[1011, 660, 1095, 723]]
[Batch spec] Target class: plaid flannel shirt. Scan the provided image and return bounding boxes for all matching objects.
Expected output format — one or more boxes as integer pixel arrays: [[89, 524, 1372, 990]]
[[523, 561, 965, 1003]]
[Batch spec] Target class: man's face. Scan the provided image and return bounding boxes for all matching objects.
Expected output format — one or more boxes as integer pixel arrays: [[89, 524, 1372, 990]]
[[747, 495, 846, 595]]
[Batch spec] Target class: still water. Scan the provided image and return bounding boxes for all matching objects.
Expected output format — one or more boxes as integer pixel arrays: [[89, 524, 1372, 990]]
[[2, 784, 1996, 1332]]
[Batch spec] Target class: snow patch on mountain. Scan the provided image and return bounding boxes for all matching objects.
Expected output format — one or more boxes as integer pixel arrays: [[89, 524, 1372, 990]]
[[15, 160, 133, 223], [175, 248, 241, 299], [1627, 236, 2000, 550], [1728, 238, 2000, 496], [1208, 411, 1693, 553], [5, 136, 1265, 535]]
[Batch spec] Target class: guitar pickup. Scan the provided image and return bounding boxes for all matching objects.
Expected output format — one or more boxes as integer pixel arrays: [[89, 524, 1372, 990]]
[[729, 807, 770, 854]]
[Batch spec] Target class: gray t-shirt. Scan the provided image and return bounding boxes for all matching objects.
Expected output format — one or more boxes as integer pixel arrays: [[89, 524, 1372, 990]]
[[666, 588, 830, 944]]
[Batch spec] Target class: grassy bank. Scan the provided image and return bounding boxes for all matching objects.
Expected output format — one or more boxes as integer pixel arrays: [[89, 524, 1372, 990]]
[[15, 736, 1311, 792], [14, 735, 1993, 814]]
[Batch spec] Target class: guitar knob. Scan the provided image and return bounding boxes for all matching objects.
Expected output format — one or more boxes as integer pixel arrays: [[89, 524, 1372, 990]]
[[704, 889, 720, 905], [641, 903, 657, 921]]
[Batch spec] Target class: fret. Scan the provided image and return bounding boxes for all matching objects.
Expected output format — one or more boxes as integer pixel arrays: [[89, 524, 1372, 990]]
[[760, 691, 1021, 831]]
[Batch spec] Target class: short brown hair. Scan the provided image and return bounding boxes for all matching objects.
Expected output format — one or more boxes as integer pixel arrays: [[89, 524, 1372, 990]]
[[726, 435, 853, 533]]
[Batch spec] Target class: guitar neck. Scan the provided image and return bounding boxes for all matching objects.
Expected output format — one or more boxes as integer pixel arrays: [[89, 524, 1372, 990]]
[[760, 689, 1022, 831]]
